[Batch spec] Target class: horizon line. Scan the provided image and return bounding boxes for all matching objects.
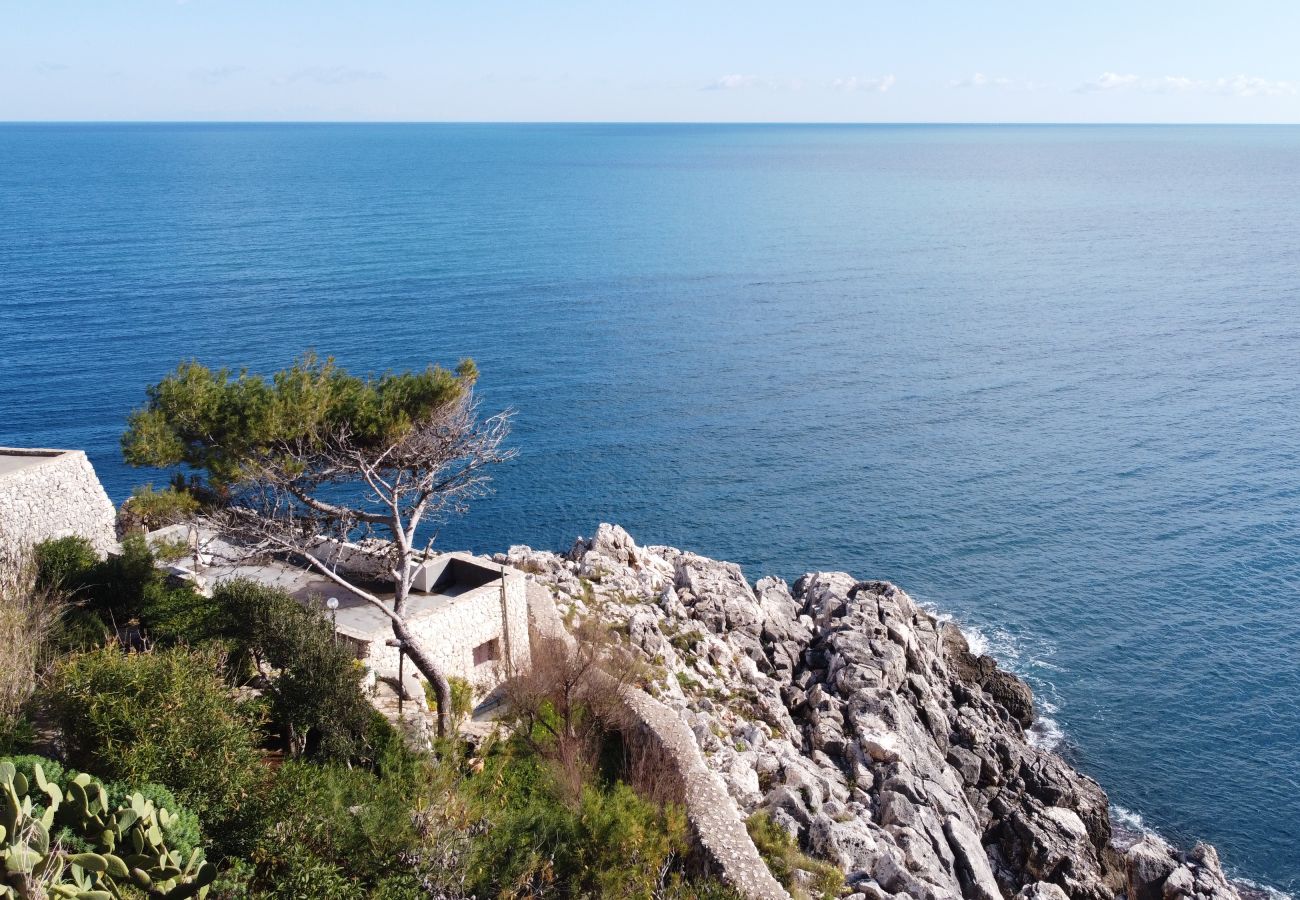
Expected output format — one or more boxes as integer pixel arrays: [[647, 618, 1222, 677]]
[[4, 119, 1300, 127]]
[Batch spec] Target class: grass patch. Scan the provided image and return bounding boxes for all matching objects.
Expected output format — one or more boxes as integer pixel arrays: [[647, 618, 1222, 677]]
[[746, 810, 844, 900]]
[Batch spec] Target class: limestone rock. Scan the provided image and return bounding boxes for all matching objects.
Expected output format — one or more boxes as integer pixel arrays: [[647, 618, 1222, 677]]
[[502, 525, 1247, 900]]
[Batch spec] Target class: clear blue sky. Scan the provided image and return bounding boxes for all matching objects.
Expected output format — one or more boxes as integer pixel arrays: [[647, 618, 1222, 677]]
[[6, 1, 1300, 123]]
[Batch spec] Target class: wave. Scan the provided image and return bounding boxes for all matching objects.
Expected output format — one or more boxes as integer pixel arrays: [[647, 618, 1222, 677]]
[[922, 600, 1293, 899], [921, 601, 1066, 752]]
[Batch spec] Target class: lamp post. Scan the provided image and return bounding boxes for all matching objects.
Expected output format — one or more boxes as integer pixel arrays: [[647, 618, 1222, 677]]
[[326, 596, 339, 644]]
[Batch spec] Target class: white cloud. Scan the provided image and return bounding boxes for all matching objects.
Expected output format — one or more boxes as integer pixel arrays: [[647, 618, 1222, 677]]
[[278, 66, 386, 87], [704, 74, 894, 93], [830, 74, 896, 93], [1077, 72, 1297, 96], [704, 74, 763, 91], [949, 72, 1015, 89], [191, 65, 244, 84]]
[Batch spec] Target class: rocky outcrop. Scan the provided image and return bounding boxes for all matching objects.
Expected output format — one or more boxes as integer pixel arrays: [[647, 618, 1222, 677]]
[[498, 524, 1243, 900], [1125, 837, 1240, 900]]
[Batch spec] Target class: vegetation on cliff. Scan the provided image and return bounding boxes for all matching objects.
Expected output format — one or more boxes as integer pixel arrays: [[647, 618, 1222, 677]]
[[118, 354, 514, 737], [1, 533, 739, 899]]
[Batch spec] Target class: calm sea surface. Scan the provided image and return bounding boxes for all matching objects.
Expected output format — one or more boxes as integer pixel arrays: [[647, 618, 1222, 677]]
[[1, 123, 1297, 891]]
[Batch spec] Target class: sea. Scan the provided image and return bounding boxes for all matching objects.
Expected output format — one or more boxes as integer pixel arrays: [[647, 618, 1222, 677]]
[[1, 123, 1296, 893]]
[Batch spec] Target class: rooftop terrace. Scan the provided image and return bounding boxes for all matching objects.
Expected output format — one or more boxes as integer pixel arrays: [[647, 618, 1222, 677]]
[[149, 525, 508, 642], [0, 448, 71, 477]]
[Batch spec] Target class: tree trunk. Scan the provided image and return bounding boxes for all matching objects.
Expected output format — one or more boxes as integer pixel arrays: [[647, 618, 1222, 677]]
[[391, 617, 453, 738]]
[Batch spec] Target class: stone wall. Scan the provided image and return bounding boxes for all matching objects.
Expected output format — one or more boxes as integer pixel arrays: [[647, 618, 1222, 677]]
[[0, 448, 118, 561], [365, 562, 531, 696], [524, 580, 790, 900]]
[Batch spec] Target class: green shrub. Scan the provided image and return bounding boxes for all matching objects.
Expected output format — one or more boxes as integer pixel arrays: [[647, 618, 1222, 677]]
[[746, 811, 844, 900], [216, 578, 376, 761], [118, 482, 201, 534], [246, 756, 455, 897], [105, 778, 203, 858], [33, 535, 99, 588], [49, 643, 267, 846], [34, 533, 216, 648], [466, 741, 721, 899], [424, 674, 475, 730], [0, 757, 219, 900]]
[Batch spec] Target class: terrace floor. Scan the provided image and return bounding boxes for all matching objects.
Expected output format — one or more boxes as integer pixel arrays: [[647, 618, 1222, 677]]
[[0, 451, 61, 476], [172, 530, 474, 641]]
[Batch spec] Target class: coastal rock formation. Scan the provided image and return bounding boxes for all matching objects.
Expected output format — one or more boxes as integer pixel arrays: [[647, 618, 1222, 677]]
[[497, 524, 1241, 900]]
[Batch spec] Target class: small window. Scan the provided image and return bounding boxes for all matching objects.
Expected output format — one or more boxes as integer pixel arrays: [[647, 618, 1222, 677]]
[[473, 639, 500, 666]]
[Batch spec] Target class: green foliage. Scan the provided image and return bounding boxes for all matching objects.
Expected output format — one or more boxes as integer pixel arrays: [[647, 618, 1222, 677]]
[[247, 760, 427, 897], [118, 483, 201, 534], [423, 676, 474, 731], [0, 757, 217, 900], [150, 537, 193, 563], [32, 536, 99, 590], [32, 535, 218, 650], [0, 720, 37, 759], [48, 644, 267, 847], [121, 353, 477, 488], [745, 811, 844, 900], [464, 741, 724, 899], [215, 579, 376, 762], [104, 780, 202, 860]]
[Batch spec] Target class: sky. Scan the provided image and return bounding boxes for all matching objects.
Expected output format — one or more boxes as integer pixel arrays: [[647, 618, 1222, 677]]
[[5, 1, 1300, 123]]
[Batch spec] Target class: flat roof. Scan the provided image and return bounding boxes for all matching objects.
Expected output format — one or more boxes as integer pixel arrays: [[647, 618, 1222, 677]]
[[0, 448, 69, 477], [156, 526, 502, 642]]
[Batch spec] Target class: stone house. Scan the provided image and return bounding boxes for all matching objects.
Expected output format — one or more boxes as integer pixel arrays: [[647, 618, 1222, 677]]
[[0, 447, 118, 561], [148, 524, 530, 698], [331, 551, 531, 695]]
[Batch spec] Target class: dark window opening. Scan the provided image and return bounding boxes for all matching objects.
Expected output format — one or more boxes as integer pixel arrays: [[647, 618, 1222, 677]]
[[473, 639, 500, 666]]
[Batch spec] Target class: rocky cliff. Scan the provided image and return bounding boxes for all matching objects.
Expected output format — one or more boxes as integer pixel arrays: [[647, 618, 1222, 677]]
[[497, 524, 1243, 900]]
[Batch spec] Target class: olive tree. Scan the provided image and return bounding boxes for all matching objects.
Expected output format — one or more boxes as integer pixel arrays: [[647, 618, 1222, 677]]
[[121, 353, 513, 736]]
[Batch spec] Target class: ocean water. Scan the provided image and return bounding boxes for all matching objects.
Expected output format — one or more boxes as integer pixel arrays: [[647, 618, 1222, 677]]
[[1, 123, 1297, 891]]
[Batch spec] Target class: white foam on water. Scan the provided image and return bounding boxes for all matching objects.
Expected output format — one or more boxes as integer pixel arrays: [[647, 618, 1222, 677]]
[[1109, 803, 1149, 835], [923, 600, 1292, 898], [1027, 715, 1065, 751], [921, 599, 1065, 751], [1108, 806, 1294, 900], [1234, 879, 1295, 900]]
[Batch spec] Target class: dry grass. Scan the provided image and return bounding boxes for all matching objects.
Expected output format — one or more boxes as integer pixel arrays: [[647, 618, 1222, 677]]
[[503, 619, 642, 802], [0, 554, 66, 733]]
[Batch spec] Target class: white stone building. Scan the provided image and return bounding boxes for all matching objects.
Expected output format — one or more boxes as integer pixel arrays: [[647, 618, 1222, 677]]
[[332, 551, 531, 695], [0, 447, 118, 561], [149, 524, 530, 699]]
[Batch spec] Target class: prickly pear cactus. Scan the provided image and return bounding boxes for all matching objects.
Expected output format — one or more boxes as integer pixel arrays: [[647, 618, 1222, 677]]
[[1, 760, 216, 900]]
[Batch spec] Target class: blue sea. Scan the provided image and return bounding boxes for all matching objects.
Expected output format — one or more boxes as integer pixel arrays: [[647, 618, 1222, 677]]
[[1, 123, 1297, 892]]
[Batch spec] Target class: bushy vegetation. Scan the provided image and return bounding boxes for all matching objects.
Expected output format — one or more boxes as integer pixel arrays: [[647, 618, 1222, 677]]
[[0, 556, 64, 751], [33, 533, 209, 649], [48, 643, 268, 842], [3, 532, 747, 900], [0, 756, 217, 899], [217, 578, 378, 761], [424, 675, 475, 733], [746, 811, 844, 900], [117, 481, 202, 534]]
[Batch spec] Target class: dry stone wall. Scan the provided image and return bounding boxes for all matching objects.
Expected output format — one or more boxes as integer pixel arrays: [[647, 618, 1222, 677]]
[[523, 579, 791, 900], [0, 449, 118, 560]]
